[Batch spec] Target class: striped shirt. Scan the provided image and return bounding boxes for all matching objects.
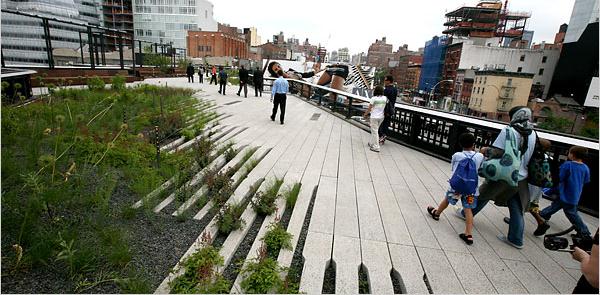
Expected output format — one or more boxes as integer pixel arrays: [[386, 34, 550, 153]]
[[271, 77, 289, 97]]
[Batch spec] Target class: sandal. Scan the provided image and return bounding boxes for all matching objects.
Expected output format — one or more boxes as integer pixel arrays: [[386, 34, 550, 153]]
[[427, 206, 440, 221], [459, 233, 474, 245]]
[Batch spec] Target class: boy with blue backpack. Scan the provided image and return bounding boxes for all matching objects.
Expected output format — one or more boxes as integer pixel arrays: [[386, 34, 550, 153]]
[[427, 132, 484, 245]]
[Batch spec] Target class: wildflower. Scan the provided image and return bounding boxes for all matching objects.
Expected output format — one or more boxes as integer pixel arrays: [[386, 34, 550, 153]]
[[43, 128, 52, 135], [55, 115, 65, 124], [73, 135, 84, 142], [107, 142, 115, 149], [38, 154, 56, 166], [120, 123, 128, 130], [137, 133, 144, 139]]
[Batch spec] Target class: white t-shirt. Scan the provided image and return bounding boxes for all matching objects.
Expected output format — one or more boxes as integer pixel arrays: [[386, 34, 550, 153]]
[[450, 151, 485, 196], [369, 95, 387, 119], [492, 127, 537, 180]]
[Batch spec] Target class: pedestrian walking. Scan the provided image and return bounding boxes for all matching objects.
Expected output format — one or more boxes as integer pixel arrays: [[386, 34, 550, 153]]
[[197, 66, 203, 83], [237, 65, 249, 97], [363, 85, 387, 152], [456, 106, 537, 249], [218, 66, 228, 95], [537, 146, 592, 239], [210, 65, 217, 85], [378, 75, 397, 145], [427, 132, 484, 245], [270, 70, 288, 124], [253, 67, 264, 97], [186, 63, 195, 83]]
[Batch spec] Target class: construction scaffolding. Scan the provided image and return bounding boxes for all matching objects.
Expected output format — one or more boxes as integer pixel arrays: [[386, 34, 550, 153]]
[[443, 0, 531, 43]]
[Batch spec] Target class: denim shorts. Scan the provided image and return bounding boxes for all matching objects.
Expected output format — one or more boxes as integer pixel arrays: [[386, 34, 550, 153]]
[[446, 191, 478, 209]]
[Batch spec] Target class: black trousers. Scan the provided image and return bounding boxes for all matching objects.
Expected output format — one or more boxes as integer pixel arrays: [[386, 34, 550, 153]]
[[210, 74, 217, 85], [271, 93, 286, 123], [237, 82, 247, 97], [198, 74, 203, 83], [254, 82, 263, 96], [187, 74, 194, 83], [219, 80, 226, 94], [378, 115, 391, 137]]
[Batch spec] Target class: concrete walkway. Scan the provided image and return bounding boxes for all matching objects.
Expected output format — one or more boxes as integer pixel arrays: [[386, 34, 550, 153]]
[[143, 77, 598, 294]]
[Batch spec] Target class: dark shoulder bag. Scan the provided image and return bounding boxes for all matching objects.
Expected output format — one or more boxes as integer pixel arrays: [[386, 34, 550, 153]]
[[527, 131, 553, 188]]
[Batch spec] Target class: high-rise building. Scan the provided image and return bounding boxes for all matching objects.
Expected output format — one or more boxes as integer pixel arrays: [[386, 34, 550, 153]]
[[1, 0, 102, 65], [133, 0, 217, 50], [366, 37, 394, 68], [418, 35, 448, 93], [102, 0, 134, 48], [337, 47, 350, 63], [351, 52, 366, 65], [549, 0, 599, 106], [243, 27, 261, 47]]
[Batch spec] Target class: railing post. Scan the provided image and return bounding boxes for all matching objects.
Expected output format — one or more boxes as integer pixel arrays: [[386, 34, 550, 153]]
[[87, 27, 95, 69], [118, 35, 124, 69], [100, 32, 106, 65], [94, 35, 100, 67], [347, 97, 353, 119], [138, 40, 143, 68], [79, 31, 85, 64], [42, 18, 54, 69], [317, 87, 322, 105], [131, 36, 136, 72], [409, 111, 421, 146], [1, 50, 5, 68]]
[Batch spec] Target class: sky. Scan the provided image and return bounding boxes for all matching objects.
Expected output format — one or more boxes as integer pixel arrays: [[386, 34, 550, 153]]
[[212, 0, 575, 55]]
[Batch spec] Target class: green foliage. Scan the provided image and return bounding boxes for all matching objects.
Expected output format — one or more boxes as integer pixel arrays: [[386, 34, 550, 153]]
[[170, 245, 231, 294], [579, 109, 599, 139], [284, 183, 301, 210], [111, 75, 126, 91], [223, 146, 237, 163], [193, 136, 213, 168], [143, 53, 171, 74], [537, 115, 572, 133], [216, 203, 246, 234], [117, 275, 152, 294], [204, 168, 234, 206], [251, 179, 284, 216], [240, 255, 285, 294], [261, 221, 293, 256], [87, 76, 105, 91]]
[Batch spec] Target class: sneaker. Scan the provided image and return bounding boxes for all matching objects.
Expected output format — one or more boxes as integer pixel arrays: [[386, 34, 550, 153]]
[[533, 222, 550, 236], [454, 208, 466, 221], [270, 116, 275, 121], [370, 147, 380, 152], [367, 142, 373, 149], [497, 234, 523, 249], [380, 135, 387, 145]]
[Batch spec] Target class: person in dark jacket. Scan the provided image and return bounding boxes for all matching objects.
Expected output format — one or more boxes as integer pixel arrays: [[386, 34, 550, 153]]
[[218, 66, 228, 95], [378, 75, 398, 145], [210, 65, 217, 85], [186, 63, 195, 83], [237, 65, 249, 97], [197, 66, 203, 83], [253, 67, 264, 97]]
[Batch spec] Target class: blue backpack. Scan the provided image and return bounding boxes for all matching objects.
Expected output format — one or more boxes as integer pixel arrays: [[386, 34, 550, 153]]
[[449, 152, 478, 195]]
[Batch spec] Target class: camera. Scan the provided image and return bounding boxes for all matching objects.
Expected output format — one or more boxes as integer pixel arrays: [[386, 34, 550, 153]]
[[544, 234, 593, 253]]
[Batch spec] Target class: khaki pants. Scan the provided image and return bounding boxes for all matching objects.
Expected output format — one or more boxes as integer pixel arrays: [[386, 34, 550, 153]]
[[369, 117, 383, 150]]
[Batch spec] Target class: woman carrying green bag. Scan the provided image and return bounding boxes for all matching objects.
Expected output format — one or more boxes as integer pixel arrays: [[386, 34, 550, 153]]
[[457, 106, 537, 249]]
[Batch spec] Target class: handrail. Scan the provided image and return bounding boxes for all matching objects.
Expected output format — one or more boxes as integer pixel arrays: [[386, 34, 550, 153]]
[[250, 74, 599, 150]]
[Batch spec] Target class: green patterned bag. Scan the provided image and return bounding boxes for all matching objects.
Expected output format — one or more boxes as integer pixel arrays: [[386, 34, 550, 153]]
[[478, 127, 522, 187]]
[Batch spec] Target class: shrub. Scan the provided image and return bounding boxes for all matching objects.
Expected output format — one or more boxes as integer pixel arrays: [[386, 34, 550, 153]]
[[111, 75, 126, 91], [216, 203, 245, 235], [251, 179, 283, 216], [224, 146, 237, 163], [240, 246, 285, 294], [193, 136, 213, 168], [204, 168, 234, 206], [169, 245, 231, 294], [86, 76, 105, 91], [261, 221, 293, 256]]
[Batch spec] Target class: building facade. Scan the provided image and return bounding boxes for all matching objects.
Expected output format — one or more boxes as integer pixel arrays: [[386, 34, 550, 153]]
[[337, 47, 350, 63], [366, 37, 394, 68], [187, 30, 247, 59], [102, 0, 134, 48], [133, 0, 217, 50], [418, 35, 448, 93], [1, 0, 102, 65], [468, 70, 534, 120]]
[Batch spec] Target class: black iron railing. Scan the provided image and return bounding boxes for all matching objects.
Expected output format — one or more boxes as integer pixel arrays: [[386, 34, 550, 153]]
[[249, 74, 599, 216]]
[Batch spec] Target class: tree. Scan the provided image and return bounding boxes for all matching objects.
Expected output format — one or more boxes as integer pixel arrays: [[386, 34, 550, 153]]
[[537, 115, 572, 133]]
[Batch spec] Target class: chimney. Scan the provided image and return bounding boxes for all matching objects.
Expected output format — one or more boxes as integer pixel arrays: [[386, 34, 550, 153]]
[[382, 37, 387, 43]]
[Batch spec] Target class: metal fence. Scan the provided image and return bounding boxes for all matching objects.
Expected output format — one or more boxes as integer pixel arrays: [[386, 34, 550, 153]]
[[249, 74, 599, 216]]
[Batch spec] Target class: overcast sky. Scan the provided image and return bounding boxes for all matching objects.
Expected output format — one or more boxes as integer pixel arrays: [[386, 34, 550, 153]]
[[213, 0, 575, 54]]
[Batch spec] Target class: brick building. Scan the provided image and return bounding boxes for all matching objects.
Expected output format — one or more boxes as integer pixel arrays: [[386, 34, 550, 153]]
[[187, 30, 248, 59], [260, 42, 288, 60], [367, 37, 395, 68]]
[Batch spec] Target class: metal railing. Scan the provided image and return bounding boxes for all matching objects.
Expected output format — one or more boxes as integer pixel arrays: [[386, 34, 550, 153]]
[[1, 9, 186, 71], [249, 74, 599, 216]]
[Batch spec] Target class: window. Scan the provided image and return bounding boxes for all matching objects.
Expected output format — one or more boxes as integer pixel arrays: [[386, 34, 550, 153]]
[[542, 56, 547, 63], [482, 87, 485, 94], [205, 10, 208, 18], [198, 45, 203, 52], [520, 55, 525, 62], [476, 87, 480, 94], [538, 68, 544, 75], [517, 67, 522, 73], [507, 78, 513, 86], [135, 29, 144, 36], [159, 31, 166, 37], [483, 77, 487, 84], [146, 30, 152, 36]]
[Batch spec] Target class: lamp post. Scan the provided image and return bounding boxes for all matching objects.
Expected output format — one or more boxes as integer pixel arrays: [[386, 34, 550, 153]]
[[427, 79, 453, 109]]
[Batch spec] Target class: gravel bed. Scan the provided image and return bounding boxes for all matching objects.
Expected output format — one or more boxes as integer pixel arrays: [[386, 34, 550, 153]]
[[286, 185, 318, 290], [212, 231, 228, 249], [391, 269, 404, 294], [322, 261, 336, 294], [358, 264, 370, 294], [221, 214, 266, 285]]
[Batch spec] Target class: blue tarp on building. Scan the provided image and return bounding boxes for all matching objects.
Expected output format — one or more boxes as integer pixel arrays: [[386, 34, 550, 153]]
[[418, 36, 448, 93]]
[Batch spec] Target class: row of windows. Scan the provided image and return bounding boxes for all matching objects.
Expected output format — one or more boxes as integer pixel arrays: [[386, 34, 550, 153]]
[[475, 76, 487, 84], [519, 54, 548, 63], [5, 56, 48, 64], [474, 87, 485, 95], [2, 44, 48, 51], [134, 5, 196, 14], [2, 32, 80, 43], [134, 0, 196, 5], [197, 45, 212, 52]]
